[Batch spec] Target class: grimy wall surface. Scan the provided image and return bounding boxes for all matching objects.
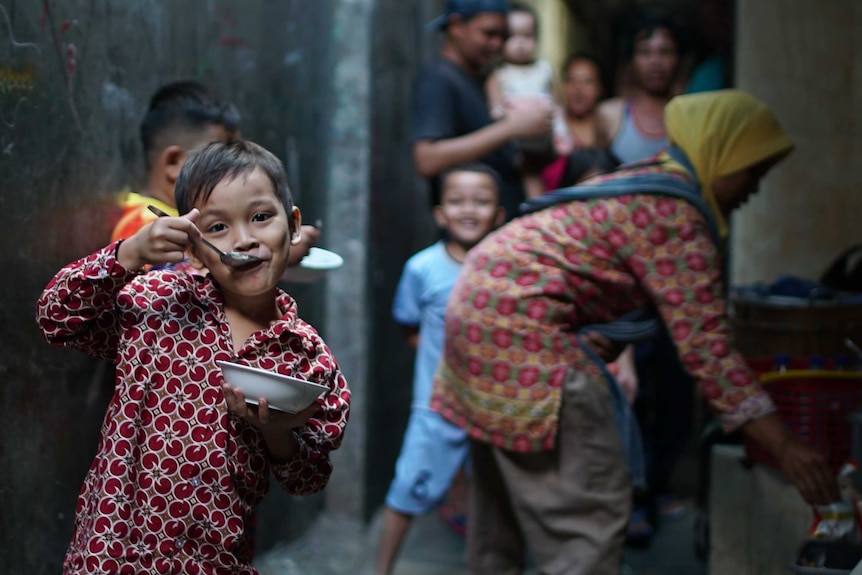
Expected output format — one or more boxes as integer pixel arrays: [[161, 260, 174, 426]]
[[731, 0, 862, 285], [364, 0, 440, 519], [0, 1, 340, 571]]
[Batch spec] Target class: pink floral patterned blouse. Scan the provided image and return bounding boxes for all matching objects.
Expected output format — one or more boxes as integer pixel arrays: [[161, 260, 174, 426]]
[[431, 160, 774, 453], [36, 243, 350, 575]]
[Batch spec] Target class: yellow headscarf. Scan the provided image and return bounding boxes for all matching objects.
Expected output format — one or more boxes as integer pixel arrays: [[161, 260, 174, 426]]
[[664, 89, 794, 238]]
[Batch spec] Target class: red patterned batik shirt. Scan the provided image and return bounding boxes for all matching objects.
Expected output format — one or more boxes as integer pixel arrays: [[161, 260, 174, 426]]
[[36, 243, 351, 575], [431, 160, 774, 453]]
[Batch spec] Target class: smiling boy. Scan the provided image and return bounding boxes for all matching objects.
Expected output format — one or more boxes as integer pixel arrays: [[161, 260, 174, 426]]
[[37, 139, 350, 574], [375, 163, 504, 575]]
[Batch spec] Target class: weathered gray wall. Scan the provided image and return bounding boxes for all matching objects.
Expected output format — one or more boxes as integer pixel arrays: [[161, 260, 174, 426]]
[[731, 0, 862, 285], [364, 0, 442, 518], [322, 0, 373, 520], [0, 0, 340, 571]]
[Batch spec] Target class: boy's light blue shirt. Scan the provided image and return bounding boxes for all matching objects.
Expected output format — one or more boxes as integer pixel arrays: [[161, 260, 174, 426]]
[[392, 241, 462, 409]]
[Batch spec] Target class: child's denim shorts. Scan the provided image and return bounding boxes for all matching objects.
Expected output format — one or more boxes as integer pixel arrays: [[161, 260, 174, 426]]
[[385, 407, 470, 515]]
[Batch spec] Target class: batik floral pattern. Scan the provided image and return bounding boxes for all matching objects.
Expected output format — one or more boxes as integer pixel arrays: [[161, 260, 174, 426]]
[[431, 163, 774, 452], [36, 243, 350, 574]]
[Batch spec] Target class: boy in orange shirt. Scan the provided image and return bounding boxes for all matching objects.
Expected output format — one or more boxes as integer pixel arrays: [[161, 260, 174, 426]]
[[111, 81, 318, 265]]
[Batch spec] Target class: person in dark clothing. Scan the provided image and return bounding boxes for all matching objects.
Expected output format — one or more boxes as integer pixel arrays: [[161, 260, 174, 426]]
[[412, 0, 553, 220]]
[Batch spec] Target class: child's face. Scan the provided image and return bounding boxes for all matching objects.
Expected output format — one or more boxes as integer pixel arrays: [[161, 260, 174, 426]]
[[435, 172, 503, 250], [564, 60, 602, 118], [504, 11, 537, 65], [189, 167, 301, 302], [160, 124, 237, 206]]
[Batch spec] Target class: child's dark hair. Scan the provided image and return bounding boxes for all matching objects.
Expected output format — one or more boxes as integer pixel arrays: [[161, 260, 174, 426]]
[[509, 2, 538, 35], [623, 11, 686, 60], [175, 139, 293, 218], [438, 163, 502, 203], [558, 148, 621, 188], [140, 80, 240, 170], [562, 52, 602, 79]]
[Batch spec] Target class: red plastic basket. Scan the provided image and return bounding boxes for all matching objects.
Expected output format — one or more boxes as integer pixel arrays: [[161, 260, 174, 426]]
[[743, 358, 862, 473]]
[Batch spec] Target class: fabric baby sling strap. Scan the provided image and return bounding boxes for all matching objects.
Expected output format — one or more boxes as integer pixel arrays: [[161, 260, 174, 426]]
[[519, 146, 718, 488]]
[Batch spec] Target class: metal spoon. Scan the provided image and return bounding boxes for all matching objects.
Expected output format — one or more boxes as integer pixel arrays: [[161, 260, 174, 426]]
[[147, 205, 263, 269], [846, 338, 862, 363]]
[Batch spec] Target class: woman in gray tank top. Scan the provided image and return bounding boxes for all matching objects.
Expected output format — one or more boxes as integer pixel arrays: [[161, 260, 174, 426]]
[[595, 11, 689, 545], [597, 13, 684, 164]]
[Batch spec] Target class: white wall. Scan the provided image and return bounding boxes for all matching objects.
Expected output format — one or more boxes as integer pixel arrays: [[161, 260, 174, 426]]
[[731, 0, 862, 285]]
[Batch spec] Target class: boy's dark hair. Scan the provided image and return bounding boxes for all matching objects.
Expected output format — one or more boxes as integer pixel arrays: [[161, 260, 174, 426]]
[[175, 139, 293, 218], [438, 163, 502, 204], [140, 80, 240, 170], [623, 11, 687, 60], [509, 2, 538, 35], [558, 148, 621, 189]]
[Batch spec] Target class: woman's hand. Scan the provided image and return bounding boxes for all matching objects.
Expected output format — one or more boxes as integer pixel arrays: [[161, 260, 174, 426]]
[[613, 345, 639, 404], [581, 331, 626, 363], [744, 413, 841, 505], [776, 435, 842, 505]]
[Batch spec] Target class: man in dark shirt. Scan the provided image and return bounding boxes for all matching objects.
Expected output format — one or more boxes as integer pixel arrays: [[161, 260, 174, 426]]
[[412, 0, 552, 220]]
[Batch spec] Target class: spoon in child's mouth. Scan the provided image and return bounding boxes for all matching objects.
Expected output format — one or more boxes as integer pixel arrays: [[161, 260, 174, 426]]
[[147, 205, 264, 269]]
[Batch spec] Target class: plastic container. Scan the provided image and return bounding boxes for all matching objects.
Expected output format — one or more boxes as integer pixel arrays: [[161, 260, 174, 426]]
[[730, 289, 862, 359], [743, 359, 862, 473], [790, 539, 862, 574], [775, 353, 792, 372], [835, 355, 852, 371], [810, 355, 827, 370]]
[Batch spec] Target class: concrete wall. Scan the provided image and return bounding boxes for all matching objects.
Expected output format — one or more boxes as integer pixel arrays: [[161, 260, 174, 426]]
[[709, 445, 810, 575], [731, 0, 862, 284], [364, 0, 441, 518], [524, 0, 577, 82], [323, 0, 373, 520], [0, 1, 355, 571]]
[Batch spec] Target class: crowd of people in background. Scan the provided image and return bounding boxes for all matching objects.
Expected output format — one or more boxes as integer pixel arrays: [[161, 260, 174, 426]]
[[388, 0, 725, 567], [379, 0, 837, 574]]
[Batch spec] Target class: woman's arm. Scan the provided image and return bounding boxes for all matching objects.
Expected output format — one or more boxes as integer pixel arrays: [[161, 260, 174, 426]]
[[595, 97, 623, 148], [621, 196, 839, 504], [744, 413, 839, 503]]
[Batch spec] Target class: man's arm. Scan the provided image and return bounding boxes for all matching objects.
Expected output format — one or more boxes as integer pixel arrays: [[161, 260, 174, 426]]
[[413, 101, 553, 178]]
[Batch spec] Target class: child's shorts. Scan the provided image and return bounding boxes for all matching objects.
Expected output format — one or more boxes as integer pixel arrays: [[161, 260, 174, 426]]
[[385, 407, 470, 515]]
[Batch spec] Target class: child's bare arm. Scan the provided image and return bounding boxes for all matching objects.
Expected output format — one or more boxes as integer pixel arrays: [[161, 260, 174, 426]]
[[401, 325, 419, 349], [286, 224, 320, 268], [486, 72, 506, 120]]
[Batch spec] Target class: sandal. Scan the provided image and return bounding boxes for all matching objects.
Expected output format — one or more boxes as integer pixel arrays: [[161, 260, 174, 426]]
[[625, 507, 654, 547], [657, 495, 687, 520]]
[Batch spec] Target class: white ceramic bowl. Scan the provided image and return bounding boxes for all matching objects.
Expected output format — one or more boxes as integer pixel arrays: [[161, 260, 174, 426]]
[[285, 247, 344, 284], [218, 361, 327, 413]]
